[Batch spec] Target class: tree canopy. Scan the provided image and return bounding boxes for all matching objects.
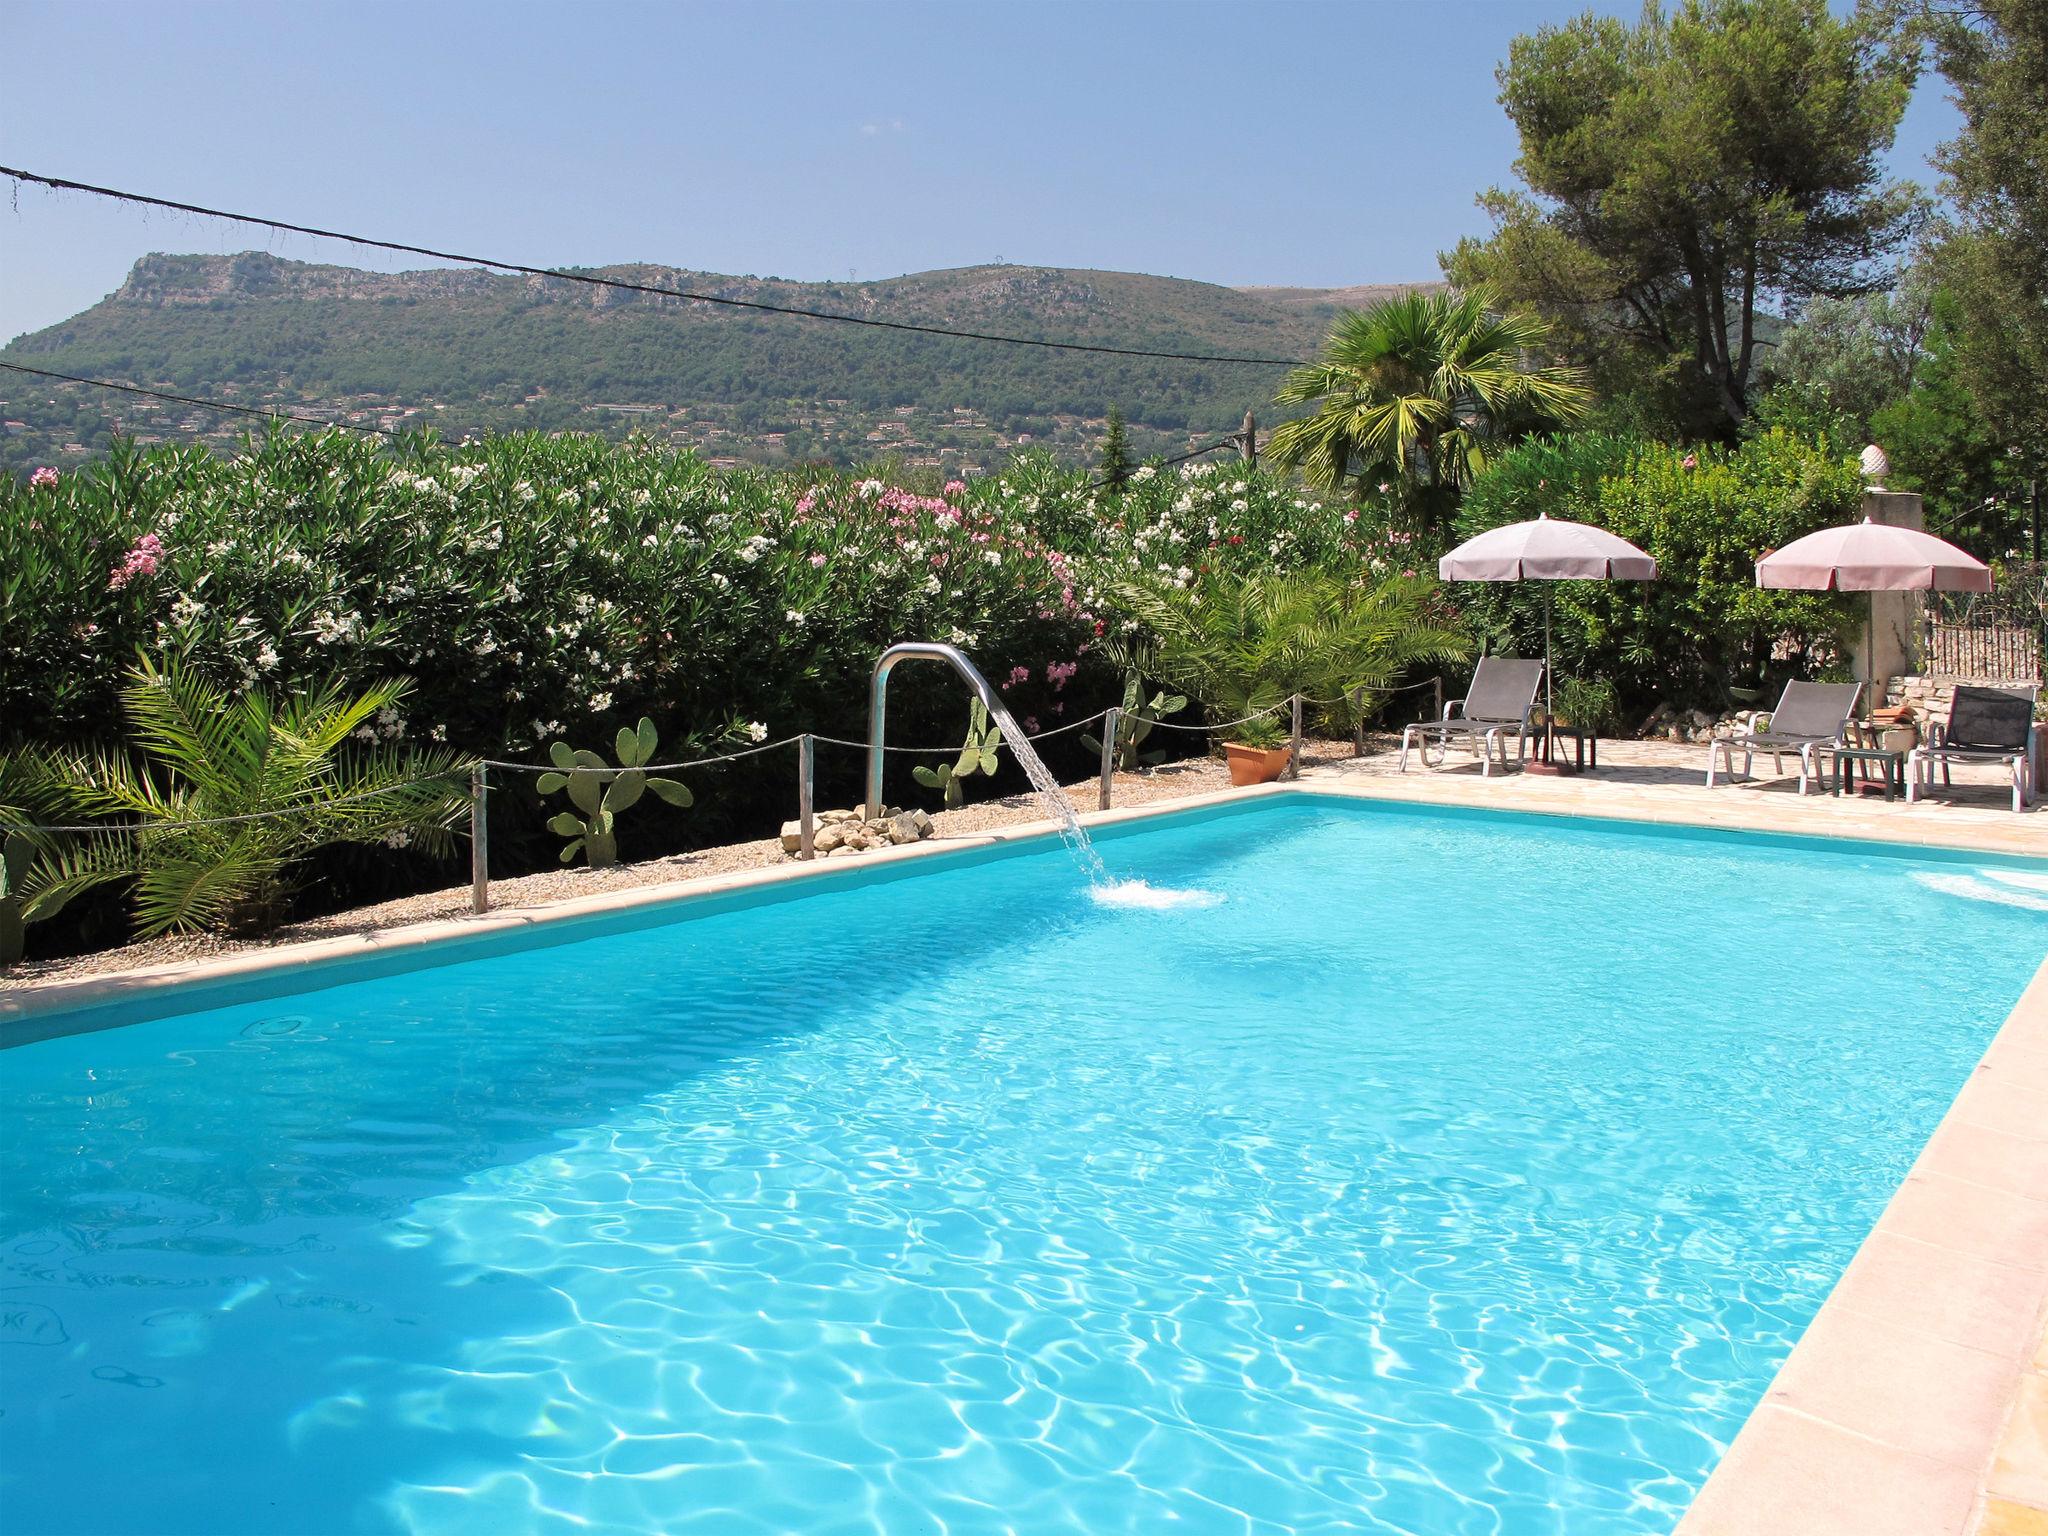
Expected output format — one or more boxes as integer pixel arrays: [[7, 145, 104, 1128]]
[[1443, 0, 1920, 439], [1930, 0, 2048, 458], [1264, 288, 1590, 535]]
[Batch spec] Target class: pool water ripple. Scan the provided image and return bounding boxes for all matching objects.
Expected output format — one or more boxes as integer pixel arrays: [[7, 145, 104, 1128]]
[[2, 800, 2041, 1535]]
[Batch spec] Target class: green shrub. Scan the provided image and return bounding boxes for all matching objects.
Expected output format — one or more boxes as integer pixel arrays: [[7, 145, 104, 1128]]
[[35, 660, 472, 938], [1454, 430, 1862, 717], [1107, 568, 1471, 744], [2, 432, 1380, 954]]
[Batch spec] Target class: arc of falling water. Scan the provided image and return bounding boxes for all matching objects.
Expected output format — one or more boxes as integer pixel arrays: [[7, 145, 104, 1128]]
[[866, 642, 1108, 886]]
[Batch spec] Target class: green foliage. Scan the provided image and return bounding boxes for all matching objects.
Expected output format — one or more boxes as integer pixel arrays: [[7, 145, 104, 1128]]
[[0, 252, 1347, 476], [1265, 289, 1590, 533], [1872, 291, 2037, 559], [1445, 0, 1920, 438], [1108, 568, 1471, 744], [39, 660, 472, 938], [1550, 676, 1622, 734], [0, 434, 1367, 757], [1080, 670, 1187, 771], [0, 755, 79, 965], [1758, 259, 1934, 446], [1099, 405, 1131, 490], [536, 717, 694, 868], [1930, 0, 2048, 457], [911, 701, 1002, 809], [0, 431, 1404, 956], [1455, 429, 1863, 714], [1229, 715, 1291, 752]]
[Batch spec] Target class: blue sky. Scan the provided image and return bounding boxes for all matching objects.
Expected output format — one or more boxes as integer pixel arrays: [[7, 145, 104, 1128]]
[[2, 0, 1961, 344]]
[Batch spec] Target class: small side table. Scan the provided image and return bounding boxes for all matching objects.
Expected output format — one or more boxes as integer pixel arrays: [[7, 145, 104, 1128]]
[[1534, 724, 1597, 772], [1832, 746, 1905, 800]]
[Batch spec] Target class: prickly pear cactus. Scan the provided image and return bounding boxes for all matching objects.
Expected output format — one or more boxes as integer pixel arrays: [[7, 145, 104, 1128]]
[[537, 717, 694, 868], [912, 701, 1003, 810], [1081, 670, 1187, 772]]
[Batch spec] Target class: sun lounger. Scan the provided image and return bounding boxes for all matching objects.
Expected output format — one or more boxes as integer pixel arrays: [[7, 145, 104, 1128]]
[[1703, 680, 1861, 796], [1906, 684, 2039, 813], [1399, 658, 1545, 777]]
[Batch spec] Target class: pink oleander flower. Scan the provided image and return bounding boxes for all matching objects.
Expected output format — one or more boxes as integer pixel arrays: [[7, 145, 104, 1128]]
[[1022, 715, 1041, 734], [943, 479, 967, 497], [1681, 453, 1699, 470], [1002, 665, 1031, 690], [1046, 661, 1078, 691], [29, 466, 60, 490], [108, 533, 165, 591], [809, 552, 827, 567]]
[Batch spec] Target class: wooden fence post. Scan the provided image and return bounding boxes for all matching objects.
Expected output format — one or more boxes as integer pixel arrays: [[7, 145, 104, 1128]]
[[798, 734, 815, 860], [1098, 707, 1119, 811], [469, 763, 489, 915]]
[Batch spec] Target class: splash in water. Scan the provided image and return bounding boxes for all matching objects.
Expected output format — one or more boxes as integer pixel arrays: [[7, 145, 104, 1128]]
[[1089, 879, 1227, 911], [1911, 870, 2048, 911]]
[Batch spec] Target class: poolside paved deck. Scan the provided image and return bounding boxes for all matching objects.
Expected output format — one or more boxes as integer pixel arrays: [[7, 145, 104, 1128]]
[[1294, 733, 2043, 857]]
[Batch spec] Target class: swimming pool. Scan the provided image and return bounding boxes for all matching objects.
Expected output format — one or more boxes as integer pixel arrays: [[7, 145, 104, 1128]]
[[3, 795, 2043, 1535]]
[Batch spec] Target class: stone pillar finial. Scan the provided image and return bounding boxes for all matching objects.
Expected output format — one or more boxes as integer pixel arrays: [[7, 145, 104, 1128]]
[[1859, 443, 1890, 488]]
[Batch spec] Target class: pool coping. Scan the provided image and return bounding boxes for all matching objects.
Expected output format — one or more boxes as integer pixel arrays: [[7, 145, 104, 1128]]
[[4, 774, 2046, 1534]]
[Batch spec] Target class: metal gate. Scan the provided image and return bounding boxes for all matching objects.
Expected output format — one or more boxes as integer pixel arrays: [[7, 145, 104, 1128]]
[[1923, 561, 2045, 682]]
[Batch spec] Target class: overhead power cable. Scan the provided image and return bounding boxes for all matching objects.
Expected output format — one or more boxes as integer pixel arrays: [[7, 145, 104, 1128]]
[[0, 360, 404, 438], [0, 165, 1313, 369]]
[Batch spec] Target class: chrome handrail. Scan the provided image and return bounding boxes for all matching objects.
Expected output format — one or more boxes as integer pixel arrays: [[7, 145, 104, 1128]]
[[866, 642, 1006, 816]]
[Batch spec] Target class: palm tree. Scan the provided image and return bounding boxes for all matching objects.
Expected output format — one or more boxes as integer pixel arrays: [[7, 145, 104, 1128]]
[[43, 659, 473, 937], [1266, 288, 1592, 533]]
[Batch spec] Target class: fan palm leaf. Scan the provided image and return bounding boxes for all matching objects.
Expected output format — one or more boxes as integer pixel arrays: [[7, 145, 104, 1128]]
[[1110, 569, 1472, 733], [49, 662, 474, 938], [1268, 288, 1592, 520]]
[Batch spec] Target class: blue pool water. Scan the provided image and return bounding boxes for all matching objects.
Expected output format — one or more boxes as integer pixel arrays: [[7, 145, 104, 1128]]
[[3, 797, 2043, 1536]]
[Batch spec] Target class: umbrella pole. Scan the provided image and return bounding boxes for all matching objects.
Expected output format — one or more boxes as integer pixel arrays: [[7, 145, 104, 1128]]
[[1545, 590, 1555, 730], [1525, 586, 1570, 776]]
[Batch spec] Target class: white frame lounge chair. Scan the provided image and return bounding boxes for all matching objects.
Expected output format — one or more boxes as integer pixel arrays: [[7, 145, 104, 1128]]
[[1399, 658, 1545, 777], [1906, 684, 2039, 813], [1703, 680, 1862, 796]]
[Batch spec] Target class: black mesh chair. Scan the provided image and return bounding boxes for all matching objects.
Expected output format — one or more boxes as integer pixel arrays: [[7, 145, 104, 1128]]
[[1906, 684, 2039, 812]]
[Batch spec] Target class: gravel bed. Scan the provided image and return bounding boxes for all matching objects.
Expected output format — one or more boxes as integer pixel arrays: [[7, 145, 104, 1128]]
[[4, 743, 1343, 992]]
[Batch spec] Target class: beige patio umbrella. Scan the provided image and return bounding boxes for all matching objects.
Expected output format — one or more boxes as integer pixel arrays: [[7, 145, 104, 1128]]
[[1755, 517, 1991, 685], [1439, 513, 1658, 771]]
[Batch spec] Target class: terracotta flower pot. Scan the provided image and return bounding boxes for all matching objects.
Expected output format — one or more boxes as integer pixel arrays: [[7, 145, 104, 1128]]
[[1224, 742, 1292, 786]]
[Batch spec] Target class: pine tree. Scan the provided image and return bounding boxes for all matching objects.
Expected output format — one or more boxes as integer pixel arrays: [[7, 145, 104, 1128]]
[[1099, 405, 1130, 490]]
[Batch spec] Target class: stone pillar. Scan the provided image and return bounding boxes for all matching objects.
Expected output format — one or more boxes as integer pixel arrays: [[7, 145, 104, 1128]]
[[1851, 489, 1925, 696]]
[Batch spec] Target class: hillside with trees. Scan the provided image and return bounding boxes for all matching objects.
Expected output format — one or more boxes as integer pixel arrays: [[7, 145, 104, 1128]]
[[0, 253, 1433, 473]]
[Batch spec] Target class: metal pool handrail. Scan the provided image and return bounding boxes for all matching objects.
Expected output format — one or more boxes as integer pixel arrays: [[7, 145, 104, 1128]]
[[865, 642, 1008, 817]]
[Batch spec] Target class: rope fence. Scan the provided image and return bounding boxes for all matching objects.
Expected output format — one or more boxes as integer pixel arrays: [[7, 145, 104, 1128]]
[[6, 679, 1456, 914]]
